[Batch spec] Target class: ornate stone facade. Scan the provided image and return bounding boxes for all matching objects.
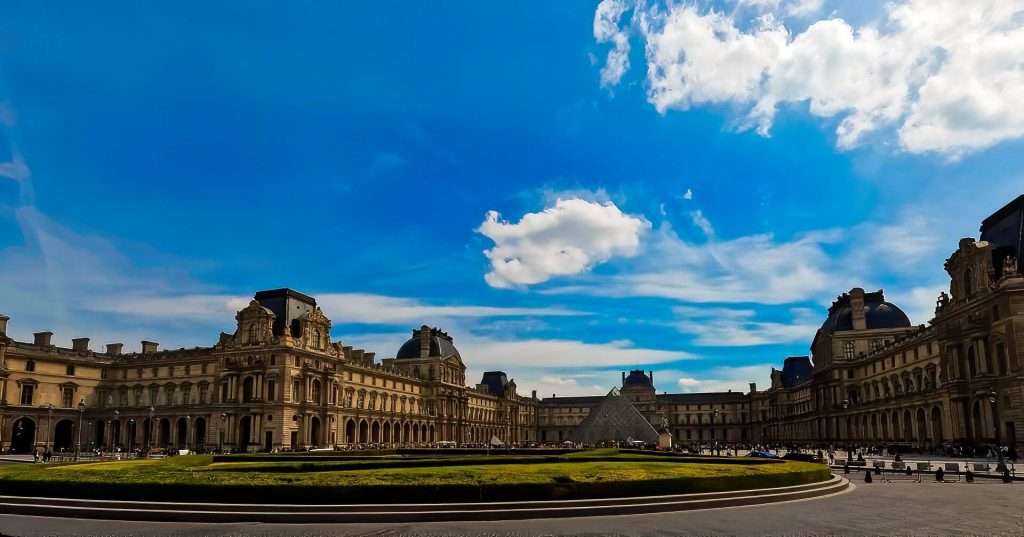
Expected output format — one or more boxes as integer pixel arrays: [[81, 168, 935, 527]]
[[0, 289, 538, 453]]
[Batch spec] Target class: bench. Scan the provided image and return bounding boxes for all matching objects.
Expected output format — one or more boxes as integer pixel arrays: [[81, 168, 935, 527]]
[[943, 462, 961, 482]]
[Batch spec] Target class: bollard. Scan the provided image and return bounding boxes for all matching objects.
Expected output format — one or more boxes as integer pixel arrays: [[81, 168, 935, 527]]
[[864, 469, 873, 483]]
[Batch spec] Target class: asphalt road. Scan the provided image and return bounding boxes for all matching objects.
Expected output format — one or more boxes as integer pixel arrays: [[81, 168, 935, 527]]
[[0, 479, 1022, 536]]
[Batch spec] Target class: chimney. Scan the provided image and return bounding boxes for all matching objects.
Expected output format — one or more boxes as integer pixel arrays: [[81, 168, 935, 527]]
[[0, 315, 8, 336], [342, 346, 352, 360], [531, 390, 537, 400], [364, 351, 375, 364], [850, 287, 867, 330], [649, 370, 654, 384], [106, 343, 123, 356], [419, 325, 431, 358], [141, 340, 159, 354], [34, 331, 53, 347], [72, 338, 90, 352], [621, 371, 626, 383], [749, 382, 757, 393]]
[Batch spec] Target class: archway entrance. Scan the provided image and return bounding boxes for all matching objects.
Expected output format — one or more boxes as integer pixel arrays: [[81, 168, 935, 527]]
[[345, 419, 356, 444], [193, 417, 206, 451], [309, 416, 321, 448], [931, 407, 943, 444], [53, 419, 74, 452], [239, 416, 252, 451], [916, 408, 928, 448], [94, 420, 106, 448], [176, 418, 188, 448], [11, 418, 36, 453], [358, 420, 368, 443], [371, 421, 380, 444], [159, 418, 171, 448]]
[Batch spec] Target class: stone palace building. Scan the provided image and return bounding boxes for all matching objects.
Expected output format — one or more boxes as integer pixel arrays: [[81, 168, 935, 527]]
[[1, 195, 1023, 453]]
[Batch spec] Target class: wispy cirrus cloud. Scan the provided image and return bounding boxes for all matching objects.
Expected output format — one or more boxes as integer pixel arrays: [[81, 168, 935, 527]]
[[673, 306, 819, 346]]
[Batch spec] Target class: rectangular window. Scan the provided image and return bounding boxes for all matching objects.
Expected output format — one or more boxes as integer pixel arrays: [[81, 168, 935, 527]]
[[267, 380, 276, 401], [152, 367, 159, 377], [63, 387, 74, 408], [66, 364, 76, 376], [20, 385, 33, 405]]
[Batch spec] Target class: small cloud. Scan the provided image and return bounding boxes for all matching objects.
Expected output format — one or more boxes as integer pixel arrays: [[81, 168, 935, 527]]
[[478, 197, 650, 288], [689, 210, 715, 238], [683, 188, 693, 200]]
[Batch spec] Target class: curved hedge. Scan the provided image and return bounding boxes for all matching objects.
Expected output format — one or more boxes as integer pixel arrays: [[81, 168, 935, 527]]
[[0, 466, 828, 504], [0, 457, 829, 504]]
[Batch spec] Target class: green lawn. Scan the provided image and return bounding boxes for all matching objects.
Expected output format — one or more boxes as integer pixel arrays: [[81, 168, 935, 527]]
[[0, 450, 830, 503]]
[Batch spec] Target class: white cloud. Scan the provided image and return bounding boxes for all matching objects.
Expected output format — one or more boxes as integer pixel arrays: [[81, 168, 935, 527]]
[[888, 285, 945, 326], [92, 292, 587, 326], [673, 306, 819, 346], [594, 0, 633, 87], [345, 328, 697, 397], [596, 0, 1024, 156], [542, 199, 957, 308], [689, 209, 715, 238], [478, 197, 651, 288], [683, 188, 693, 200], [547, 221, 844, 304], [672, 364, 773, 393]]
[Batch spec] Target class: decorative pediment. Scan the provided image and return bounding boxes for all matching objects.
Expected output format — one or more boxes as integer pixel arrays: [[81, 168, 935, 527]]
[[299, 307, 331, 328], [233, 300, 275, 346]]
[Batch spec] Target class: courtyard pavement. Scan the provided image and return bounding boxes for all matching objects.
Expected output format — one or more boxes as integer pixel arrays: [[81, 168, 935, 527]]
[[0, 478, 1021, 536]]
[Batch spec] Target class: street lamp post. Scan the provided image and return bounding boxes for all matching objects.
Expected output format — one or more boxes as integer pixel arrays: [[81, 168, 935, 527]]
[[46, 403, 54, 453], [713, 409, 721, 455], [219, 412, 227, 453], [185, 415, 191, 452], [147, 406, 155, 455], [128, 418, 135, 454], [989, 389, 1006, 471], [76, 399, 86, 461], [112, 409, 120, 452], [843, 399, 851, 459]]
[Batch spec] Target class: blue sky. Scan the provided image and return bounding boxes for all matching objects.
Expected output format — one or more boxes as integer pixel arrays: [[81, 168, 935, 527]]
[[1, 0, 1022, 396]]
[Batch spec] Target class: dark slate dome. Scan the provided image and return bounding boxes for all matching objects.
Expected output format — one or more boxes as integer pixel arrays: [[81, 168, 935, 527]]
[[480, 371, 508, 397], [781, 356, 813, 388], [819, 289, 911, 333], [622, 370, 654, 390], [395, 326, 461, 360]]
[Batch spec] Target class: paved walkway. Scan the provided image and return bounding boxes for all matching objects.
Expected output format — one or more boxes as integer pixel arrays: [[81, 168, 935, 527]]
[[0, 478, 1021, 536]]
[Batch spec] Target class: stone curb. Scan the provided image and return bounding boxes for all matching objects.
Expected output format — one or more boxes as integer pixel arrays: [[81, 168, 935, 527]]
[[0, 476, 849, 523]]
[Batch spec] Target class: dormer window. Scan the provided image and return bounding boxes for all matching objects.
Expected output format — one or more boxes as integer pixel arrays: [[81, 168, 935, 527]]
[[313, 329, 321, 349], [248, 324, 258, 345]]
